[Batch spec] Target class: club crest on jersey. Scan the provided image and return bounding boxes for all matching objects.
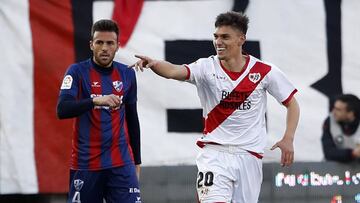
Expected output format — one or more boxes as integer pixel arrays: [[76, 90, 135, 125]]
[[112, 81, 123, 92], [249, 73, 261, 83]]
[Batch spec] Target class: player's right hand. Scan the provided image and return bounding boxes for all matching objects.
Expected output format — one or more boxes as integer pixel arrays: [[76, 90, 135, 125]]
[[130, 55, 158, 72], [92, 94, 122, 109]]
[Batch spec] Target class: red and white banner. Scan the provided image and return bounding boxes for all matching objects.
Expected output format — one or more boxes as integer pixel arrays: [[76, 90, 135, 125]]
[[1, 0, 360, 194]]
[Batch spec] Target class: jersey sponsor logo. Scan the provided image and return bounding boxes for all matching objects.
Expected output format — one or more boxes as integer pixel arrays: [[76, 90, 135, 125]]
[[212, 73, 226, 80], [91, 81, 100, 88], [129, 187, 141, 193], [219, 99, 251, 110], [221, 90, 249, 101], [90, 94, 123, 110], [60, 75, 73, 89], [112, 80, 123, 92], [249, 72, 261, 83], [220, 90, 252, 110]]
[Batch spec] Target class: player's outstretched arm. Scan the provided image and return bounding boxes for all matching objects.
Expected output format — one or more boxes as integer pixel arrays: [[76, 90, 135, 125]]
[[131, 55, 188, 81], [271, 97, 300, 167]]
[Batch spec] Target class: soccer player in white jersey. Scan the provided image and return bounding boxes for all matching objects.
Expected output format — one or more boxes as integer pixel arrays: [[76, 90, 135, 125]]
[[133, 11, 300, 203]]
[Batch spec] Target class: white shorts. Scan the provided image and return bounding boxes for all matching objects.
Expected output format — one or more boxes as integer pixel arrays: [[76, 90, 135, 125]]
[[196, 144, 263, 203]]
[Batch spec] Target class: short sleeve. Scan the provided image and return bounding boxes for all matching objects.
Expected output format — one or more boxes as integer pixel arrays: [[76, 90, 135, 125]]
[[185, 58, 208, 85], [59, 64, 79, 98], [265, 65, 297, 104]]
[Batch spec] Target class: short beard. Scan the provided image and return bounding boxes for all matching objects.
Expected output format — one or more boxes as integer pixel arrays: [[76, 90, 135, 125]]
[[94, 56, 114, 67]]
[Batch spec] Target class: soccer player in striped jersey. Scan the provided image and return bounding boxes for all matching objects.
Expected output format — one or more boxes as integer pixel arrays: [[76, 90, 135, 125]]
[[133, 11, 300, 203], [57, 19, 141, 203]]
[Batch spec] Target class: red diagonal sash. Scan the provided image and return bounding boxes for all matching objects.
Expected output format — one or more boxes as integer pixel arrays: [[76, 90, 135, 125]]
[[204, 62, 271, 134]]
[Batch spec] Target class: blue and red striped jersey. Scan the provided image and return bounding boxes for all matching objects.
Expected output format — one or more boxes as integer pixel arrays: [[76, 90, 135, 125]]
[[59, 59, 137, 170]]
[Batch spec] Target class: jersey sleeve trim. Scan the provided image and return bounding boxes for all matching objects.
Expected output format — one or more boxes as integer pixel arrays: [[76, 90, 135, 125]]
[[282, 89, 298, 105], [184, 65, 190, 80]]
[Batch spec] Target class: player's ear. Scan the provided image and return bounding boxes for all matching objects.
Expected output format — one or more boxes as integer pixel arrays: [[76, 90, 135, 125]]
[[238, 34, 246, 46], [117, 41, 120, 51], [90, 40, 94, 50]]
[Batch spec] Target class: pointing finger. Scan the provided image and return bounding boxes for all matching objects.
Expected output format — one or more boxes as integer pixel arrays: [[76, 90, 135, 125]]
[[134, 54, 147, 60]]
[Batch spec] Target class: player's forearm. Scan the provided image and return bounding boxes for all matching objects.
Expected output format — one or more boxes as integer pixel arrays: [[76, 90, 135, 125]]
[[125, 103, 141, 164], [56, 94, 94, 119], [283, 98, 300, 141], [150, 60, 187, 80]]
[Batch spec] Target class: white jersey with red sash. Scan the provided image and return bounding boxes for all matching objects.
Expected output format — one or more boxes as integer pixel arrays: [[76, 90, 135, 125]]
[[185, 55, 297, 154]]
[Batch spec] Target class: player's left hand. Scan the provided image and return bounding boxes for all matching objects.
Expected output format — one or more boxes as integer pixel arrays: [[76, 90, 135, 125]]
[[135, 164, 141, 180], [271, 137, 294, 167]]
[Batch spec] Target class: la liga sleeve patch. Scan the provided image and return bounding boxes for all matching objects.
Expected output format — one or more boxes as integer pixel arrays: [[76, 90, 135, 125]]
[[60, 75, 73, 89]]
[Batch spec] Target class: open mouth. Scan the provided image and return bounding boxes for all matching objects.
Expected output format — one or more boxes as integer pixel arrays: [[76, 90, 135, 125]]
[[217, 48, 225, 53]]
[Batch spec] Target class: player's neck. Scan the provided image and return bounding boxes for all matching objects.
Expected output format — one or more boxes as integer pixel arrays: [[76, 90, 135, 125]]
[[220, 54, 248, 72], [92, 57, 113, 68], [91, 58, 114, 75]]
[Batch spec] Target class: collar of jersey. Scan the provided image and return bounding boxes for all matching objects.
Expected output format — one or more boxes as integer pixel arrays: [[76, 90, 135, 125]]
[[218, 55, 249, 81], [91, 58, 114, 75]]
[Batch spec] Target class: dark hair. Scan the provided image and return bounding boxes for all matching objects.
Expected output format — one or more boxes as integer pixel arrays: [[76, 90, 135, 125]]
[[91, 19, 119, 40], [335, 94, 360, 118], [215, 11, 249, 34]]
